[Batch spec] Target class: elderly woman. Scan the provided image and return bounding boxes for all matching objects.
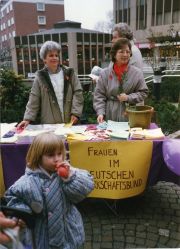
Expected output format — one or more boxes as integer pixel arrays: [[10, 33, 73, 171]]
[[112, 22, 143, 70], [93, 38, 148, 123], [18, 41, 83, 128]]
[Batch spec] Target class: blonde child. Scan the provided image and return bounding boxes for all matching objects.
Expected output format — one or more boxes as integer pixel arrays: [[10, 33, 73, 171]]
[[5, 132, 94, 249]]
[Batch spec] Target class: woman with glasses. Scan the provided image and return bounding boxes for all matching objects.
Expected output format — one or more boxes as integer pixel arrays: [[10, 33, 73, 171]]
[[93, 38, 148, 123], [112, 22, 143, 70]]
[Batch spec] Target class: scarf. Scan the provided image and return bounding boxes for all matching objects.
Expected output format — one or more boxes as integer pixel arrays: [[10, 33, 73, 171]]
[[113, 63, 128, 82]]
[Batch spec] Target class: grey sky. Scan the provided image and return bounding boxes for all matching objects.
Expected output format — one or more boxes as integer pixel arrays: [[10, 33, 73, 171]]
[[64, 0, 113, 29]]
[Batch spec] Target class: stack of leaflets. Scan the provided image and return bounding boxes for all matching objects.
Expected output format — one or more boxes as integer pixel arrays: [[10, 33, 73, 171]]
[[106, 120, 130, 140], [130, 128, 165, 140]]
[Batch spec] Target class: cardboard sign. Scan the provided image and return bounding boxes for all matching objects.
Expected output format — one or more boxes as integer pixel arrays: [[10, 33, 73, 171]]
[[69, 140, 153, 199], [0, 156, 5, 197]]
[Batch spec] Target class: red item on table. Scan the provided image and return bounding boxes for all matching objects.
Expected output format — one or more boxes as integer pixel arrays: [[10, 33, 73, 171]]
[[85, 124, 97, 131], [15, 126, 25, 134]]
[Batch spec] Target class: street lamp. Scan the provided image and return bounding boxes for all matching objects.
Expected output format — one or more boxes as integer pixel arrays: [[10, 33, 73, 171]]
[[153, 68, 162, 101], [167, 24, 180, 64]]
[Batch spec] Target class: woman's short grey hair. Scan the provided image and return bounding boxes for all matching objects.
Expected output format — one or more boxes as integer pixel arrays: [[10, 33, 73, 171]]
[[39, 41, 61, 60], [112, 23, 133, 40]]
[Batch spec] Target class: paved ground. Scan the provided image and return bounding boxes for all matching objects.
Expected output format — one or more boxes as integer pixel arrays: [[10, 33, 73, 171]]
[[77, 181, 180, 249]]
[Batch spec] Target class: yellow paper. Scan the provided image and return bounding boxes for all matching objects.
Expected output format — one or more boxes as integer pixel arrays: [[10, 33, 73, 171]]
[[69, 140, 153, 199], [67, 133, 87, 141], [130, 128, 165, 140]]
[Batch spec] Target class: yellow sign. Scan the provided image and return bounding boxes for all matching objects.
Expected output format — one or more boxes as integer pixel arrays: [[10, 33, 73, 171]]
[[69, 140, 153, 199], [0, 155, 5, 197]]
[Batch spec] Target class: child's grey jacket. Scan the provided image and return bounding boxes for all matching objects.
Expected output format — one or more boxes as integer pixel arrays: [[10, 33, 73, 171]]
[[5, 167, 94, 249]]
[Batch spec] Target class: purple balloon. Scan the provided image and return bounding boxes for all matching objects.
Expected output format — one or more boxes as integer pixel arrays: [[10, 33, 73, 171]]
[[163, 139, 180, 176]]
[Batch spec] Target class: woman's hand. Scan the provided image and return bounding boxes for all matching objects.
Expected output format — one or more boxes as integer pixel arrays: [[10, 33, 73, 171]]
[[117, 93, 128, 102], [17, 120, 30, 129], [0, 212, 17, 244], [97, 115, 104, 123], [17, 219, 26, 228], [70, 115, 78, 125]]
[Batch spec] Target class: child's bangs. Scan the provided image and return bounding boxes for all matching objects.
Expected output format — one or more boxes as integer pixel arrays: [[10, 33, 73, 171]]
[[41, 137, 64, 155]]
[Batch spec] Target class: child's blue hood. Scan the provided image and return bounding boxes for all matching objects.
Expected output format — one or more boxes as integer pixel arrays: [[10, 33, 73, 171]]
[[25, 167, 57, 179]]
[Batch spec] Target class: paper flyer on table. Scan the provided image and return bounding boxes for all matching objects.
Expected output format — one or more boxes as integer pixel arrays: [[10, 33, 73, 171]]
[[0, 123, 18, 143], [106, 121, 130, 139], [1, 123, 17, 137], [107, 120, 129, 132], [54, 124, 87, 136]]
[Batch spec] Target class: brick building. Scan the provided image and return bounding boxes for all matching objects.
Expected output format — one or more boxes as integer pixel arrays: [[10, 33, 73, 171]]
[[0, 0, 64, 66]]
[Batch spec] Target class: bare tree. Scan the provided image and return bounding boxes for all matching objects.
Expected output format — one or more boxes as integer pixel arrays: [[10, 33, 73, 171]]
[[94, 10, 114, 33]]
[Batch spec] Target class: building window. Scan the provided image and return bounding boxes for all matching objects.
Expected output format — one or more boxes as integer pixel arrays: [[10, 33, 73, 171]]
[[9, 4, 12, 11], [39, 29, 46, 32], [173, 0, 180, 23], [151, 0, 155, 26], [38, 16, 46, 25], [37, 3, 45, 11], [115, 0, 130, 25], [164, 0, 172, 24], [11, 17, 14, 25], [136, 0, 147, 29], [12, 31, 16, 37], [156, 0, 163, 25]]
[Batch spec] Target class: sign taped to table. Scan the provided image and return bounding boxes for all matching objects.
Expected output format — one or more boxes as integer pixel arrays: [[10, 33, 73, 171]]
[[69, 140, 153, 199]]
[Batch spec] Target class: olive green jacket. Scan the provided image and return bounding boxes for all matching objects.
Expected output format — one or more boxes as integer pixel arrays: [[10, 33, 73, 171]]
[[24, 65, 84, 124]]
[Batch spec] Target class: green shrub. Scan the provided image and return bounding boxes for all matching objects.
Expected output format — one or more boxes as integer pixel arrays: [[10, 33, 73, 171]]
[[145, 76, 180, 133], [147, 76, 180, 102], [81, 91, 96, 124], [0, 69, 30, 123], [146, 99, 180, 134], [161, 77, 180, 102]]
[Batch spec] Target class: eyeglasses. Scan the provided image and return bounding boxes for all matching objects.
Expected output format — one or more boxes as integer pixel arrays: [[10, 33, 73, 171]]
[[119, 50, 131, 54]]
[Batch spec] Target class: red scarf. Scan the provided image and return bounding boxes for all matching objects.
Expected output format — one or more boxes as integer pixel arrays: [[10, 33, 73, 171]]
[[113, 63, 128, 82]]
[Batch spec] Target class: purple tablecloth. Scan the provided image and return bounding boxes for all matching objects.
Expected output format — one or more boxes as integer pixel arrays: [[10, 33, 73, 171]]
[[1, 138, 179, 190], [1, 142, 30, 189]]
